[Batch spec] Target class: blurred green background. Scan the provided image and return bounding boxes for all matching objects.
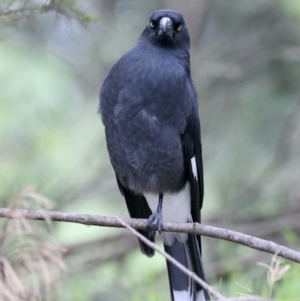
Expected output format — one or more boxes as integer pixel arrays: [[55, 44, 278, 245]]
[[1, 0, 300, 300]]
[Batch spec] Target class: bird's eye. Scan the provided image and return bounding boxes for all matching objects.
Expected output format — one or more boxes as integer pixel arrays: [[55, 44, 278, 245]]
[[150, 21, 156, 28], [176, 24, 182, 32]]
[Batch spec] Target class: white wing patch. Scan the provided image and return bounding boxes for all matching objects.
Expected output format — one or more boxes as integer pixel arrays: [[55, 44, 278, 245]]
[[191, 156, 198, 180]]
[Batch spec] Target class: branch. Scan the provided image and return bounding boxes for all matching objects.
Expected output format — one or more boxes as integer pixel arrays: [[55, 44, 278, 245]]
[[117, 217, 223, 300], [0, 6, 38, 17], [0, 1, 94, 24], [0, 208, 299, 265], [118, 218, 272, 301]]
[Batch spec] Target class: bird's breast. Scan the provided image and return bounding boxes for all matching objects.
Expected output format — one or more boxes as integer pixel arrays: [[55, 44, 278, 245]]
[[111, 117, 186, 193], [102, 50, 191, 193]]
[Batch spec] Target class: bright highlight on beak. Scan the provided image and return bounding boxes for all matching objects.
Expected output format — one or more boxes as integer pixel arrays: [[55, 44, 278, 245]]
[[158, 17, 173, 37]]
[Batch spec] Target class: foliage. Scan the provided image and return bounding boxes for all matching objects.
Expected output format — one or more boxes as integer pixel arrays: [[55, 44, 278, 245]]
[[0, 187, 65, 301]]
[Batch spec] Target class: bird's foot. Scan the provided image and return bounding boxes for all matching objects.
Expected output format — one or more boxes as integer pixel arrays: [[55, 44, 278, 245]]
[[146, 210, 163, 240]]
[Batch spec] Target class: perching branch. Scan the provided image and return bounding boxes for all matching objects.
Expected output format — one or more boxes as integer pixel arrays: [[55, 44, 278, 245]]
[[117, 217, 223, 300], [0, 208, 299, 265], [118, 217, 273, 301]]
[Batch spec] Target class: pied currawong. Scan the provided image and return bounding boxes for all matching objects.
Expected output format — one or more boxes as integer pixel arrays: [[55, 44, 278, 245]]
[[99, 9, 210, 301]]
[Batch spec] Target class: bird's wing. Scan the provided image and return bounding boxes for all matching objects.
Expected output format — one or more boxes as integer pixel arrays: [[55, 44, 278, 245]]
[[181, 83, 204, 225], [168, 81, 210, 301], [116, 177, 155, 257]]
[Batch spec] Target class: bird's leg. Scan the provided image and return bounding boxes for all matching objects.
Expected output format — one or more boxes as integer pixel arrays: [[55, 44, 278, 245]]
[[146, 193, 163, 239]]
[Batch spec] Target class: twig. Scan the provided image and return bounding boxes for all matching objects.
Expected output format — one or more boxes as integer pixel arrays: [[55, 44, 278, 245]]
[[116, 217, 223, 300], [0, 6, 39, 17], [0, 2, 90, 24], [117, 218, 273, 301], [0, 208, 299, 265]]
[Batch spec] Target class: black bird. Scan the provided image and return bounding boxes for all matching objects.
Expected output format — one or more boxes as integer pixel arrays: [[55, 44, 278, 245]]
[[99, 9, 210, 301]]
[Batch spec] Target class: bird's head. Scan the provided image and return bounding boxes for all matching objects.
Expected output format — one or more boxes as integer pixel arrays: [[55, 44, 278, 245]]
[[140, 10, 190, 51]]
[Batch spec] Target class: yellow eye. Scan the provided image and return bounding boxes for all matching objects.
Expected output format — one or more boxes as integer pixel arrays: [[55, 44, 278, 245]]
[[177, 24, 182, 32], [150, 21, 155, 28]]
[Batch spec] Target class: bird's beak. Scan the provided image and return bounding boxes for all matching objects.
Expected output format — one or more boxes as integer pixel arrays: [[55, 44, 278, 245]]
[[158, 17, 174, 37]]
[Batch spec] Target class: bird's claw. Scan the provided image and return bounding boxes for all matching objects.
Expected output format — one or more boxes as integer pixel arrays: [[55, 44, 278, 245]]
[[146, 211, 163, 239]]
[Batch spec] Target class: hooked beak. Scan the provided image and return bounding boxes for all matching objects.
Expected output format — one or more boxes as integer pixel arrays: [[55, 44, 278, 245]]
[[158, 17, 174, 37]]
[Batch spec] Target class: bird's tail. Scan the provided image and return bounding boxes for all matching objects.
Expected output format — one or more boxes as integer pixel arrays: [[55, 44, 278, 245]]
[[164, 234, 210, 301]]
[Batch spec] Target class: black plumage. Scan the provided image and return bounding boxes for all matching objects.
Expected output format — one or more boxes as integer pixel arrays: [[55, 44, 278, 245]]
[[99, 9, 210, 301]]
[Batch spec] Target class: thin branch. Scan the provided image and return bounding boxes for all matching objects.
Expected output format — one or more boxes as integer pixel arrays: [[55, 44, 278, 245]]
[[0, 208, 299, 265], [117, 217, 223, 300], [0, 6, 39, 17], [118, 218, 272, 301], [0, 2, 91, 24]]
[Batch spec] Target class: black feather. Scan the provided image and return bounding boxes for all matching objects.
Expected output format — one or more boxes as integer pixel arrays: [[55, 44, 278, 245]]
[[116, 178, 154, 257], [179, 85, 210, 299]]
